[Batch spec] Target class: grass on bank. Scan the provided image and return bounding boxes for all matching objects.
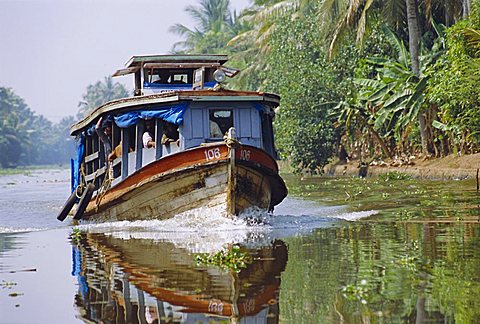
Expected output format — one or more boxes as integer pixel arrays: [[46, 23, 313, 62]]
[[0, 165, 69, 177]]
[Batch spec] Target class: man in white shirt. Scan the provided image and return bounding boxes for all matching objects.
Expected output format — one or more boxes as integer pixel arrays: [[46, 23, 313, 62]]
[[143, 120, 156, 148]]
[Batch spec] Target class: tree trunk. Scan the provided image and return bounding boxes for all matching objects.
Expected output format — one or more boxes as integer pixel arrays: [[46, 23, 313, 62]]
[[463, 0, 471, 19], [406, 0, 429, 155], [406, 0, 421, 76], [358, 113, 393, 159]]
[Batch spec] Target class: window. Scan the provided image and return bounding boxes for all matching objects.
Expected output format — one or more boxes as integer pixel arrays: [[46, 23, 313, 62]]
[[209, 109, 233, 138]]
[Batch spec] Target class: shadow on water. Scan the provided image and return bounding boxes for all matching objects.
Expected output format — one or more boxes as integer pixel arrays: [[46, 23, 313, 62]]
[[71, 231, 288, 323]]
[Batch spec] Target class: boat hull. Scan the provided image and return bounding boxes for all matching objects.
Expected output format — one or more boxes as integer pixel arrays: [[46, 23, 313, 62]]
[[82, 144, 287, 221]]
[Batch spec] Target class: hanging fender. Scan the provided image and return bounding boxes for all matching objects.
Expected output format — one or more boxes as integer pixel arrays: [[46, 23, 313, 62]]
[[57, 186, 82, 222], [73, 183, 95, 220]]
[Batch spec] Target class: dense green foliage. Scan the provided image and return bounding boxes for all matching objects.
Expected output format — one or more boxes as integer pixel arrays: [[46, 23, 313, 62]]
[[171, 0, 480, 173], [0, 77, 128, 168], [259, 12, 356, 172], [0, 88, 74, 168], [426, 19, 480, 154]]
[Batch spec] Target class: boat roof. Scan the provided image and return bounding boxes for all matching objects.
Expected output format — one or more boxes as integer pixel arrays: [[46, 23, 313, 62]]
[[113, 54, 229, 77], [70, 88, 280, 135]]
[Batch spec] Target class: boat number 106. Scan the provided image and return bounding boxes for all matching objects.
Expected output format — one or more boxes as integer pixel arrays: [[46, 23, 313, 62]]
[[240, 149, 251, 161], [204, 148, 221, 161]]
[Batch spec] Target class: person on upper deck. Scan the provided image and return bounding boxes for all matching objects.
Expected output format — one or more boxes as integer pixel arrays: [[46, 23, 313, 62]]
[[96, 116, 123, 162], [142, 119, 156, 148], [96, 117, 113, 162], [161, 122, 179, 146]]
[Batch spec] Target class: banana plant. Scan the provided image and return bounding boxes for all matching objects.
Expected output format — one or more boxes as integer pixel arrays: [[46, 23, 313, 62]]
[[354, 23, 446, 151], [326, 99, 393, 159]]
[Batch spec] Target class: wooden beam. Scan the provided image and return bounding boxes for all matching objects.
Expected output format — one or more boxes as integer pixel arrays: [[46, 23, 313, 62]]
[[121, 129, 129, 180], [155, 119, 163, 160], [136, 123, 144, 171], [143, 62, 220, 69]]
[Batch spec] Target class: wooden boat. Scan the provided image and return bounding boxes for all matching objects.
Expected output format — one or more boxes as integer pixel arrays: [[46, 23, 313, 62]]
[[60, 54, 287, 221], [72, 232, 288, 322]]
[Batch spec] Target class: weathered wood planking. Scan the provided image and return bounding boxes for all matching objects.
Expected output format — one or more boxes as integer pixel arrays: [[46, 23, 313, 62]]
[[82, 142, 286, 221]]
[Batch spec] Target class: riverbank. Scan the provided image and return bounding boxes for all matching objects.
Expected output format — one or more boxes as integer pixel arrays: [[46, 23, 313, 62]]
[[324, 153, 480, 180]]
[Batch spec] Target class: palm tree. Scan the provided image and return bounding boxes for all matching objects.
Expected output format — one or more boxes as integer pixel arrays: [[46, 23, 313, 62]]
[[169, 0, 237, 53], [77, 76, 129, 119]]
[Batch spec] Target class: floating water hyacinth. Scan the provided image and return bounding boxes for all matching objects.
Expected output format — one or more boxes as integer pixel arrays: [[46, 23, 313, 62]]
[[194, 245, 253, 273]]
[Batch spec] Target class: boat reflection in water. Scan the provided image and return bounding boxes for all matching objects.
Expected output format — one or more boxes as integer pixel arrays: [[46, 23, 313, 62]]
[[71, 231, 288, 323]]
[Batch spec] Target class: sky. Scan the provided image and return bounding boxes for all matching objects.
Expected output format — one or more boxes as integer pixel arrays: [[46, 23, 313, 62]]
[[0, 0, 251, 123]]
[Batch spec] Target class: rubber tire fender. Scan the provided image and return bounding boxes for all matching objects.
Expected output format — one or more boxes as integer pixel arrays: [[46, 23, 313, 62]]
[[73, 183, 95, 220], [57, 187, 80, 222]]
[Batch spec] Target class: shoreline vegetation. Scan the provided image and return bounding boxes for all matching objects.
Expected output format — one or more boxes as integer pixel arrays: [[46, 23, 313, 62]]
[[279, 153, 480, 181], [0, 165, 68, 177], [324, 153, 480, 181]]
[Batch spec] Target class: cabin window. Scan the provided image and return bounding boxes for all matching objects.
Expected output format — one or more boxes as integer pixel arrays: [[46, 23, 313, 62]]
[[171, 73, 188, 84], [209, 109, 233, 138], [147, 69, 192, 84]]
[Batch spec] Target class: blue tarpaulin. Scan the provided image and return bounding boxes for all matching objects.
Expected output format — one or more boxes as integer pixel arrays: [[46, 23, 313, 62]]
[[114, 102, 189, 128], [71, 103, 189, 189], [72, 133, 85, 192]]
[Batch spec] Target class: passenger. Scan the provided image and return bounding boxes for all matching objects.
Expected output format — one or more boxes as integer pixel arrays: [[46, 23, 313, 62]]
[[161, 122, 179, 146], [210, 120, 223, 138], [108, 143, 135, 161], [108, 144, 122, 162], [153, 70, 170, 84], [142, 119, 156, 148], [95, 117, 112, 163]]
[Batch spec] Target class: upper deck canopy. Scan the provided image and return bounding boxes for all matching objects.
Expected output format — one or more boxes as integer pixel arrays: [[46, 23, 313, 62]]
[[113, 54, 229, 77]]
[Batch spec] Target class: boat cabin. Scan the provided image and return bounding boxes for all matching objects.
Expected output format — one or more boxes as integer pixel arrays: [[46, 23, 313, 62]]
[[71, 55, 279, 192]]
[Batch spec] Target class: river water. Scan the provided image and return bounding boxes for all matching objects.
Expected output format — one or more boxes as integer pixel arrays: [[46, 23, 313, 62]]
[[0, 169, 479, 323]]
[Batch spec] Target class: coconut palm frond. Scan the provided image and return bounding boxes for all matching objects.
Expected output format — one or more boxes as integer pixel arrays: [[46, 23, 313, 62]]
[[381, 0, 405, 30], [356, 0, 374, 44], [168, 23, 195, 36], [462, 27, 480, 54]]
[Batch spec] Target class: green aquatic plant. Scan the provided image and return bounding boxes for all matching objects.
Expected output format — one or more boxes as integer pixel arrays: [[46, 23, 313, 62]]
[[8, 292, 24, 297], [341, 279, 370, 304], [379, 172, 412, 181], [194, 245, 252, 273], [69, 228, 82, 244], [396, 209, 416, 220], [1, 280, 17, 288], [344, 180, 370, 201]]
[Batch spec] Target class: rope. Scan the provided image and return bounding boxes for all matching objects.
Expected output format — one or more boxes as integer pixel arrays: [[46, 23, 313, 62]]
[[95, 163, 113, 210], [75, 165, 87, 199], [224, 127, 240, 148]]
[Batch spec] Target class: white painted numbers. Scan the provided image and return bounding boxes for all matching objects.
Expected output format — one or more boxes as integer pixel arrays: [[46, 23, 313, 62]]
[[208, 300, 224, 314], [240, 149, 251, 161], [204, 147, 221, 161], [203, 147, 253, 162]]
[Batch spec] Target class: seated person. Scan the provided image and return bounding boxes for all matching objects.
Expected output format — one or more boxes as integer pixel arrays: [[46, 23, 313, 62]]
[[210, 120, 223, 138], [142, 120, 156, 148], [161, 122, 179, 146], [108, 144, 122, 162], [153, 70, 170, 84]]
